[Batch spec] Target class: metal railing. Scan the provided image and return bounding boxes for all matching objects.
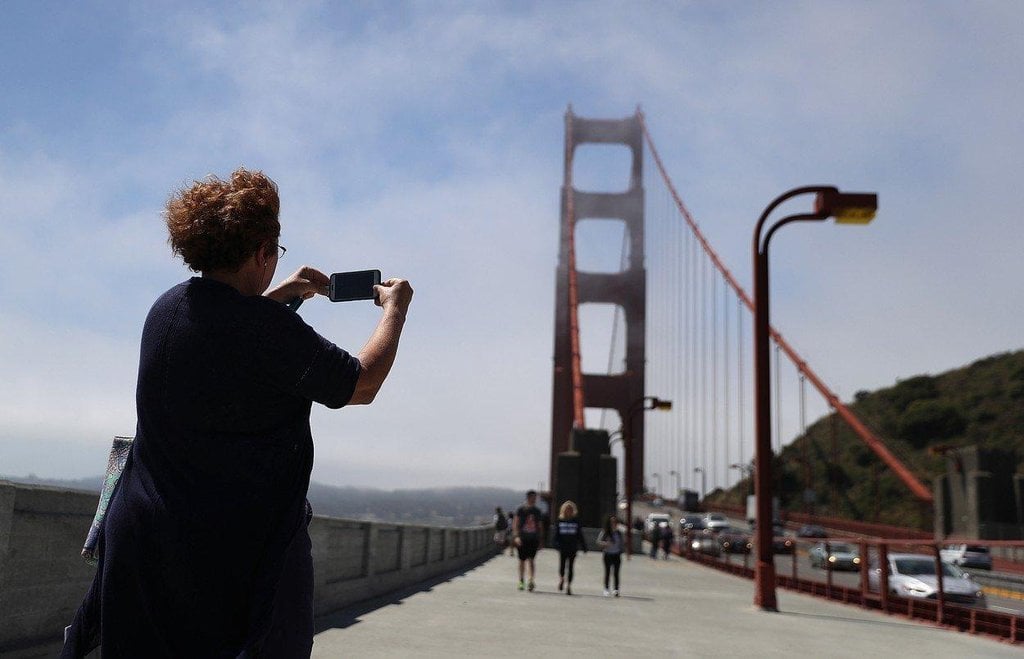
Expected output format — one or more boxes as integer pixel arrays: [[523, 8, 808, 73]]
[[674, 530, 1024, 644]]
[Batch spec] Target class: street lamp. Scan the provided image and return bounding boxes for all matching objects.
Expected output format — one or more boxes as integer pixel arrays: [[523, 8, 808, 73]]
[[651, 473, 662, 498], [752, 185, 877, 612], [668, 470, 680, 498], [693, 467, 707, 503], [608, 430, 625, 498], [624, 396, 673, 557], [730, 462, 754, 496]]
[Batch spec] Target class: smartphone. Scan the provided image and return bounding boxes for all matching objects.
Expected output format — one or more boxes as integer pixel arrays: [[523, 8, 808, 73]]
[[330, 269, 382, 302]]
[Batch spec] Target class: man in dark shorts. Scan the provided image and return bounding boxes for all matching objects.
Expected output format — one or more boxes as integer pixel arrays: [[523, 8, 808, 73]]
[[513, 490, 543, 591]]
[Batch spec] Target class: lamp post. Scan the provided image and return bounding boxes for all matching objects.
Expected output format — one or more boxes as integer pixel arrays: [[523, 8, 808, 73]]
[[752, 186, 877, 611], [624, 396, 673, 557], [730, 462, 754, 496], [651, 472, 662, 498], [608, 430, 624, 498], [669, 470, 680, 499], [693, 467, 706, 504]]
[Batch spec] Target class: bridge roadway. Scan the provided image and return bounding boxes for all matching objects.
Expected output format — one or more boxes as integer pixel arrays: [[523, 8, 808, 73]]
[[311, 544, 1017, 657]]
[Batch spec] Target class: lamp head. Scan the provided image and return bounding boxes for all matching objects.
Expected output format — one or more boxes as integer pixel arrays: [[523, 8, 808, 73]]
[[815, 189, 878, 225], [648, 397, 673, 411]]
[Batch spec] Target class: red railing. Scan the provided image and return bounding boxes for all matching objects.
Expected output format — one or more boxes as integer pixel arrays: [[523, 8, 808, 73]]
[[674, 531, 1023, 644]]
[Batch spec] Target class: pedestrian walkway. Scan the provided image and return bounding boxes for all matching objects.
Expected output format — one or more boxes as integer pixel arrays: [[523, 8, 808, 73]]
[[312, 546, 1018, 657]]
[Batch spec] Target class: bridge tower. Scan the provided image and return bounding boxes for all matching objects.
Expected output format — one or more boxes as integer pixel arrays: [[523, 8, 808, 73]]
[[550, 108, 647, 500]]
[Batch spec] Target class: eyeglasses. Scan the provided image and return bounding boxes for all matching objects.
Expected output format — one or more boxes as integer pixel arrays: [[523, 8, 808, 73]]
[[276, 244, 287, 259]]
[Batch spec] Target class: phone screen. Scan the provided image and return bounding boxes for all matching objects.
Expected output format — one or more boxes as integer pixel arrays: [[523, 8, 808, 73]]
[[329, 270, 381, 302]]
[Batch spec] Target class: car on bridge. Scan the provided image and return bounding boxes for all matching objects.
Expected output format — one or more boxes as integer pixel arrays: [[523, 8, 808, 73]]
[[796, 524, 828, 539], [703, 513, 730, 531], [679, 514, 706, 534], [809, 542, 861, 571], [869, 553, 986, 608], [772, 524, 795, 554], [717, 527, 752, 554], [688, 530, 721, 557], [940, 544, 992, 570]]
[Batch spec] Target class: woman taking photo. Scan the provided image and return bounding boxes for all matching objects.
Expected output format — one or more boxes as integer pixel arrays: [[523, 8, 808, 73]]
[[63, 168, 413, 657]]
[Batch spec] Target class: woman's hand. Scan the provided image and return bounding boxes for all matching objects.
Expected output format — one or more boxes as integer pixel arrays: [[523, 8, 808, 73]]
[[373, 278, 414, 317], [264, 266, 330, 304]]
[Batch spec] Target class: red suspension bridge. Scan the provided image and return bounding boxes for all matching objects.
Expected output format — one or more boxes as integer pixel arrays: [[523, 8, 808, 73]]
[[549, 107, 930, 516]]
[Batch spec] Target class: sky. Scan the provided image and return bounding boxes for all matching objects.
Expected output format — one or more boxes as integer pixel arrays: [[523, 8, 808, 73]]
[[1, 1, 1021, 493]]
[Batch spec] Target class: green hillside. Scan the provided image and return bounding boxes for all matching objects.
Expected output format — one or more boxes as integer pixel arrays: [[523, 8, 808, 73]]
[[707, 349, 1024, 528]]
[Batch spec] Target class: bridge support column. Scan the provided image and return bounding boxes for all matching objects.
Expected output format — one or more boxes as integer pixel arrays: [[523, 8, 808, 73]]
[[550, 108, 647, 500]]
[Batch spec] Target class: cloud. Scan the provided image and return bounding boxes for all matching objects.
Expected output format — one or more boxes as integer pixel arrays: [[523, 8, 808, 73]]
[[1, 2, 1023, 493]]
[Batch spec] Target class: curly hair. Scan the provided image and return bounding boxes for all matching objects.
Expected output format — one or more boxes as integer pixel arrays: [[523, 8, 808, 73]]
[[165, 168, 280, 272], [558, 500, 577, 520]]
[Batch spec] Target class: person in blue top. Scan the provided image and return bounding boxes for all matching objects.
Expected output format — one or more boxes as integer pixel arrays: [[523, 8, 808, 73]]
[[552, 500, 588, 595], [62, 168, 413, 658]]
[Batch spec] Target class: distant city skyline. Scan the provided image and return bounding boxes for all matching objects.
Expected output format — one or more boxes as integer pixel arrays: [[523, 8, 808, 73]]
[[2, 2, 1022, 492]]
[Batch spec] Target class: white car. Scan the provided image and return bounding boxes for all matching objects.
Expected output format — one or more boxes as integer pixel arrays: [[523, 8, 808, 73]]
[[645, 513, 672, 538], [869, 553, 986, 608], [703, 513, 730, 531], [940, 544, 992, 570]]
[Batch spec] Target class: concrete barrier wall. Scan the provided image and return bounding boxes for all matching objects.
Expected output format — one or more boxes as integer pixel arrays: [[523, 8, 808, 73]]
[[0, 480, 495, 656], [0, 481, 99, 656]]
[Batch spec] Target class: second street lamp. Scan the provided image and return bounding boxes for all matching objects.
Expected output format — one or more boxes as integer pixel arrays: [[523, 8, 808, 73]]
[[693, 467, 706, 503], [624, 396, 673, 557], [752, 185, 877, 612]]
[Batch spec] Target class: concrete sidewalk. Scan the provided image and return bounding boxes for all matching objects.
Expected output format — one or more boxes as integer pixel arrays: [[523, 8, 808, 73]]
[[312, 547, 1018, 657]]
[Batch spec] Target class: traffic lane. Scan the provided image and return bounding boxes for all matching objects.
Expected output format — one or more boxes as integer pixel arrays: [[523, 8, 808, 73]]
[[770, 554, 1024, 615]]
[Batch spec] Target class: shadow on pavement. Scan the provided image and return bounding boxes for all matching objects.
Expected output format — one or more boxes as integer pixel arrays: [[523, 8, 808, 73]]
[[775, 609, 937, 629], [313, 553, 495, 634], [529, 590, 654, 602]]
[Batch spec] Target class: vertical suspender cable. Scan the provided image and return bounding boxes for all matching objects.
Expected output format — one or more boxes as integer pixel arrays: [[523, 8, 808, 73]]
[[711, 267, 718, 489], [638, 114, 932, 502], [830, 408, 839, 517], [681, 205, 691, 481], [738, 296, 745, 470], [800, 374, 809, 513], [599, 228, 630, 431], [691, 232, 698, 489], [673, 188, 683, 486], [701, 254, 708, 485], [723, 278, 730, 488]]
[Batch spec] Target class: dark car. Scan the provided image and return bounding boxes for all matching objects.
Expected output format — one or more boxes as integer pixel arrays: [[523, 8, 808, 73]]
[[772, 525, 795, 554], [688, 531, 722, 557], [941, 544, 993, 571], [717, 526, 752, 554], [796, 525, 828, 539], [679, 514, 706, 533], [809, 542, 861, 571]]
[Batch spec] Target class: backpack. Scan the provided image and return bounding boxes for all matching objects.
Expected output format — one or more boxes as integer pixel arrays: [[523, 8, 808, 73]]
[[495, 515, 508, 530]]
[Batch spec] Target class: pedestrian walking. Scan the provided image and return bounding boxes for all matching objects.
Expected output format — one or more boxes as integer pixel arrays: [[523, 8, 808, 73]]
[[598, 514, 624, 597], [660, 521, 674, 559], [513, 490, 543, 591], [552, 501, 587, 596], [651, 521, 672, 559], [493, 507, 509, 550], [507, 511, 516, 556]]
